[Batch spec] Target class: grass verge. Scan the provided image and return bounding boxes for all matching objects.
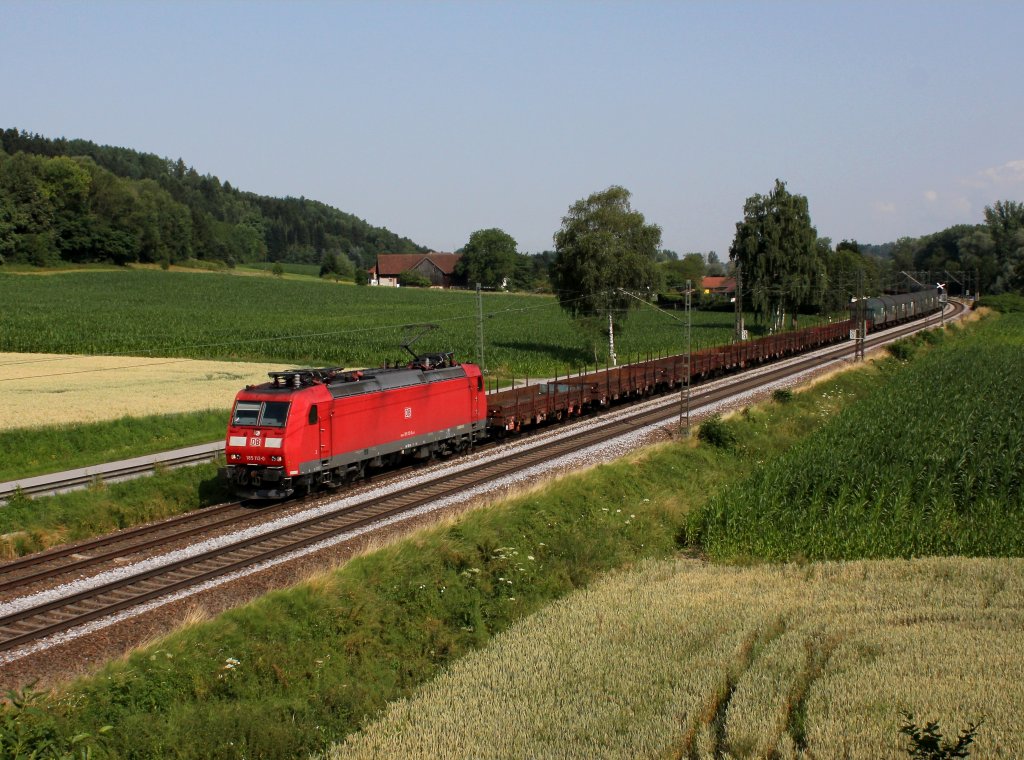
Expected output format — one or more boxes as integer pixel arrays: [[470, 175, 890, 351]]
[[0, 411, 227, 483]]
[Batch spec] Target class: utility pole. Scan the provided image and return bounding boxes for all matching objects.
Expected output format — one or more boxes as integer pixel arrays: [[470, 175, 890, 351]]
[[476, 283, 486, 372], [734, 264, 745, 342], [608, 311, 617, 366], [854, 269, 866, 362], [679, 279, 692, 436]]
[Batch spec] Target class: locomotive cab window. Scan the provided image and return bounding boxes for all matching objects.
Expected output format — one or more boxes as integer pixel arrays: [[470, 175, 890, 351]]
[[232, 401, 261, 426], [260, 401, 290, 427], [308, 405, 318, 424], [231, 400, 291, 428]]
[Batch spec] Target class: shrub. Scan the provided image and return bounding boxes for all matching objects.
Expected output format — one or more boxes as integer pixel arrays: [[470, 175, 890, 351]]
[[899, 712, 982, 759], [977, 293, 1024, 313], [697, 414, 737, 450], [886, 338, 916, 361], [772, 388, 794, 404], [0, 684, 111, 758], [399, 270, 431, 288]]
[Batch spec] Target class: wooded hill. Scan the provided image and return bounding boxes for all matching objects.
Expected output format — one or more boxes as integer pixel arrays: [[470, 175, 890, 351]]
[[0, 128, 425, 270]]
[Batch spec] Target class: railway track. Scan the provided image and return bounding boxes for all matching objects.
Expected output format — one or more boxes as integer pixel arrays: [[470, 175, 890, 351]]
[[0, 442, 225, 504], [0, 302, 963, 654]]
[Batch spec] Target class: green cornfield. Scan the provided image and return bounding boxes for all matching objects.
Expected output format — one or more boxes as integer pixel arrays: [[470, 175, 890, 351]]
[[691, 313, 1024, 560], [0, 269, 824, 378]]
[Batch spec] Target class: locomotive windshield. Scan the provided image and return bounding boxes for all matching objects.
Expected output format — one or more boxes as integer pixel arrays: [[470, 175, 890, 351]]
[[232, 400, 291, 428], [260, 401, 290, 427]]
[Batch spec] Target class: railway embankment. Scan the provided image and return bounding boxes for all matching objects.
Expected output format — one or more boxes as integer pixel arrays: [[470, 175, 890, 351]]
[[4, 309, 1021, 759]]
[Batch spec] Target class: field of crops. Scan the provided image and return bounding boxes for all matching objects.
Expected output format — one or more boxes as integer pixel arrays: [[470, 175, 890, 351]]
[[0, 351, 278, 429], [0, 269, 824, 378], [691, 313, 1024, 560], [333, 556, 1024, 759]]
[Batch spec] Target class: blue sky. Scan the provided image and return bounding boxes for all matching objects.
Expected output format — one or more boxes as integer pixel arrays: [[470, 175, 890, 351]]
[[3, 1, 1021, 257]]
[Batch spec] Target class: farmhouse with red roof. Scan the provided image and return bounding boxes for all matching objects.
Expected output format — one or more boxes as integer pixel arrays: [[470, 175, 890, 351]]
[[370, 253, 463, 287], [701, 276, 736, 297]]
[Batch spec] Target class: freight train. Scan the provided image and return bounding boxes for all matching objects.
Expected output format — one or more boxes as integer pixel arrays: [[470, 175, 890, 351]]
[[222, 289, 942, 499]]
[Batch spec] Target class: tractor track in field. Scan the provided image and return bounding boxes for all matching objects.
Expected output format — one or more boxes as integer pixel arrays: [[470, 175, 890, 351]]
[[0, 303, 963, 663]]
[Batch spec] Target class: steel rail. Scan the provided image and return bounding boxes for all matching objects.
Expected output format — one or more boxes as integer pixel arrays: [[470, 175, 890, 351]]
[[0, 445, 224, 503]]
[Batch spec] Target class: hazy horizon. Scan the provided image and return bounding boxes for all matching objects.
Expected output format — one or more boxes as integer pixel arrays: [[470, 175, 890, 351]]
[[3, 1, 1021, 257]]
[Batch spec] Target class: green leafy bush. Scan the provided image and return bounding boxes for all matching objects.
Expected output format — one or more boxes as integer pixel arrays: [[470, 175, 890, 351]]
[[977, 293, 1024, 313], [399, 270, 431, 287], [698, 414, 738, 450], [887, 338, 917, 361], [772, 388, 794, 403], [900, 712, 982, 759], [0, 685, 111, 759]]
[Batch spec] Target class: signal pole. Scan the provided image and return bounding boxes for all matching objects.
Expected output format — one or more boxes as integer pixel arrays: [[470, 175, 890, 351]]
[[679, 279, 692, 436], [854, 269, 866, 362], [608, 311, 617, 367], [476, 283, 486, 372], [734, 264, 745, 342]]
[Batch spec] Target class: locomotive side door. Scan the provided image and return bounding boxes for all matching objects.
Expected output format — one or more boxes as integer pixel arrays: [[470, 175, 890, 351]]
[[312, 403, 332, 465]]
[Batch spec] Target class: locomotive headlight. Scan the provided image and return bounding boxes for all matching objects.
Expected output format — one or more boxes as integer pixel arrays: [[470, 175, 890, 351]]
[[271, 455, 282, 462], [230, 453, 241, 461]]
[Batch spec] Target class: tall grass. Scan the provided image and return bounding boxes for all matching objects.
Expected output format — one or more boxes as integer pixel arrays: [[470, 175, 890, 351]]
[[690, 315, 1024, 561], [976, 293, 1024, 313]]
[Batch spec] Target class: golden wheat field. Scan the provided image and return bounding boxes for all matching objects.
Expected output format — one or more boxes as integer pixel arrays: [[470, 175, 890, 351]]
[[0, 352, 283, 429], [332, 557, 1024, 759]]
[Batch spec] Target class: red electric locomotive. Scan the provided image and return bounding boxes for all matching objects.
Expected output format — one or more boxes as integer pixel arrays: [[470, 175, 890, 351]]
[[223, 353, 486, 499]]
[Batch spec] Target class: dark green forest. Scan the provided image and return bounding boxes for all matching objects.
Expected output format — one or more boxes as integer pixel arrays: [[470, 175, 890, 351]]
[[888, 204, 1024, 295], [0, 128, 424, 270]]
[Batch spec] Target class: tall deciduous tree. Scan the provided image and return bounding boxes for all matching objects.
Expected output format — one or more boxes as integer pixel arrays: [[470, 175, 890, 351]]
[[729, 179, 824, 330], [455, 228, 519, 289], [550, 186, 662, 360], [983, 200, 1024, 291], [705, 251, 726, 276], [821, 239, 883, 313], [661, 252, 706, 289]]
